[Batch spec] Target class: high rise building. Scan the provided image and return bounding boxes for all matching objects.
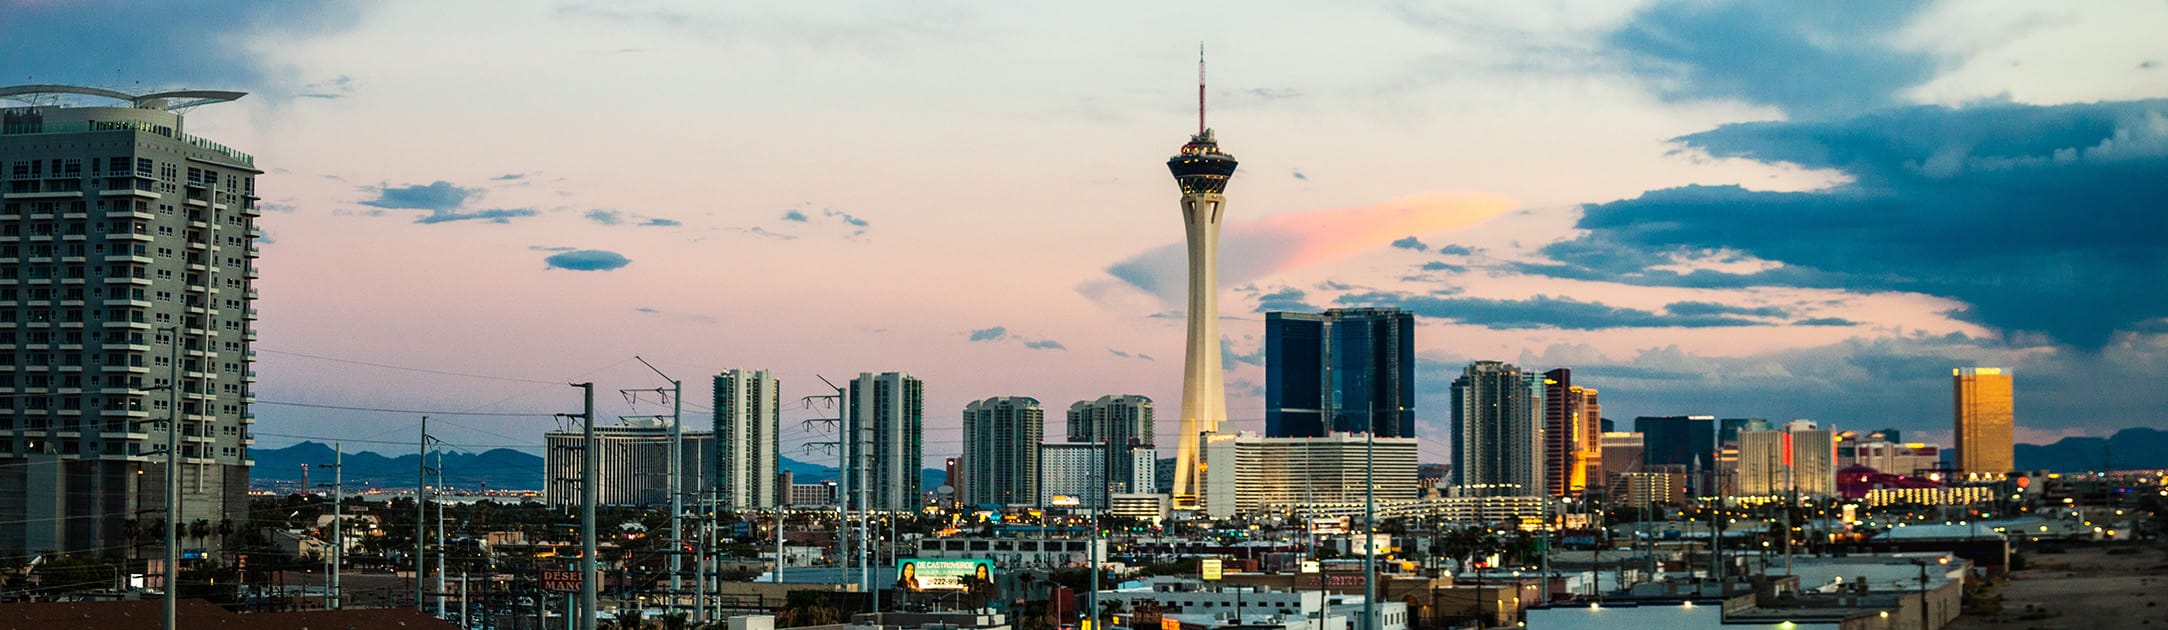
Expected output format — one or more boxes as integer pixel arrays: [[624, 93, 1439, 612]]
[[546, 420, 714, 507], [1635, 416, 1715, 467], [1167, 54, 1238, 510], [1596, 432, 1645, 495], [1953, 367, 2014, 479], [1264, 308, 1416, 438], [713, 369, 779, 509], [1736, 420, 1836, 497], [1198, 431, 1418, 518], [1038, 442, 1153, 509], [1718, 418, 1770, 447], [1540, 368, 1601, 497], [1450, 361, 1544, 496], [960, 396, 1042, 506], [1837, 433, 1940, 478], [846, 372, 923, 510], [1066, 394, 1154, 493], [0, 86, 263, 557]]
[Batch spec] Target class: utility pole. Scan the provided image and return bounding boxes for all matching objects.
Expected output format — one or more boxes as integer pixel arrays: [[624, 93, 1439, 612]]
[[437, 449, 448, 619], [839, 375, 872, 610], [417, 416, 434, 612], [633, 357, 686, 617], [321, 443, 344, 609], [800, 378, 846, 595], [160, 324, 179, 630], [1362, 427, 1376, 630], [577, 383, 599, 630], [1089, 439, 1103, 630]]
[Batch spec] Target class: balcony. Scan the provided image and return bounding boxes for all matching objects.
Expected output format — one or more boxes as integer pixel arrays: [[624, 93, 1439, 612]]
[[1, 190, 84, 200], [101, 254, 153, 264]]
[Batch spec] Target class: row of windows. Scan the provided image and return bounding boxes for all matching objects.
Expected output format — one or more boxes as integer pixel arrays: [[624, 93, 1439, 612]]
[[0, 440, 249, 459], [0, 350, 248, 371]]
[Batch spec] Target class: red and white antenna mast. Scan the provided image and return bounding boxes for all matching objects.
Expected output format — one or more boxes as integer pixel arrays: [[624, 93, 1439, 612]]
[[1198, 42, 1207, 135]]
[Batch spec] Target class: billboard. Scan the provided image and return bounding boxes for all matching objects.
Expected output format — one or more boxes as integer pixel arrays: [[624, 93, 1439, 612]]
[[896, 558, 993, 592]]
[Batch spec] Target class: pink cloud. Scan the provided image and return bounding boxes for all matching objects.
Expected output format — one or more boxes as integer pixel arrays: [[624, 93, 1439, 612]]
[[1103, 191, 1516, 303]]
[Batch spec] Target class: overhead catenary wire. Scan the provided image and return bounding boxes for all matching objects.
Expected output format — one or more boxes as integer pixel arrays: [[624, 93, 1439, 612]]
[[253, 400, 556, 417], [255, 348, 565, 385]]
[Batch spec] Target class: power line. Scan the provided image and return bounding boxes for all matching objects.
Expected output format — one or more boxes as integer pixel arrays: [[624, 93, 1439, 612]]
[[250, 432, 540, 450], [256, 348, 566, 385], [253, 400, 555, 417]]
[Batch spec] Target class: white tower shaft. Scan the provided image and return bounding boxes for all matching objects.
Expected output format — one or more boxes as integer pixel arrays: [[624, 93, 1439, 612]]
[[1172, 191, 1227, 507]]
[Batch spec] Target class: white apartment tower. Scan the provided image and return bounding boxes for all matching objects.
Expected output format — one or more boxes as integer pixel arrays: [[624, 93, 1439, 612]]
[[1450, 361, 1545, 496], [845, 372, 923, 511], [713, 369, 779, 509], [1065, 394, 1154, 493], [960, 396, 1042, 506], [0, 86, 263, 557]]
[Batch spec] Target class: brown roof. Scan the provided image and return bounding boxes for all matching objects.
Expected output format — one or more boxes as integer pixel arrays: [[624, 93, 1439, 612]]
[[0, 599, 458, 630]]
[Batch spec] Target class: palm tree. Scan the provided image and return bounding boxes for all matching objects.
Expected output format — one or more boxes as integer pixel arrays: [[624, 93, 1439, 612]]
[[188, 519, 213, 542]]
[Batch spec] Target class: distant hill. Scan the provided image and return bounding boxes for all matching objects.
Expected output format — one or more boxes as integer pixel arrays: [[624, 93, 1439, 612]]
[[251, 442, 547, 491], [251, 442, 946, 492], [2015, 427, 2168, 473]]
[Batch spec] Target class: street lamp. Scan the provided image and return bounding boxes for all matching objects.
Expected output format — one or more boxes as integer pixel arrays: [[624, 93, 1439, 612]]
[[1912, 555, 1950, 630]]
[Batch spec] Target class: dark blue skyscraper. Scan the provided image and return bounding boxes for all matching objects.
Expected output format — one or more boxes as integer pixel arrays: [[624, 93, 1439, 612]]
[[1265, 307, 1416, 438], [1636, 415, 1717, 469]]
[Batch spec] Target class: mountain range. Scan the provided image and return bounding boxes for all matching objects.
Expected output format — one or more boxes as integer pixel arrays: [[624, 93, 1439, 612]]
[[249, 441, 943, 492], [251, 428, 2164, 492], [2014, 427, 2168, 473]]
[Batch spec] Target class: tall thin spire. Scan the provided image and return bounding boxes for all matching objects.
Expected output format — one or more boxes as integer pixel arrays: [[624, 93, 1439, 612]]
[[1198, 42, 1207, 135]]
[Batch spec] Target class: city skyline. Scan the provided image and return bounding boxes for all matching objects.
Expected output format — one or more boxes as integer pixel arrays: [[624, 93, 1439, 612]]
[[6, 3, 2164, 473]]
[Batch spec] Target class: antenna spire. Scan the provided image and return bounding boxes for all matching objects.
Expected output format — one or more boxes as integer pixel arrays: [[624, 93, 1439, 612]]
[[1198, 42, 1208, 135]]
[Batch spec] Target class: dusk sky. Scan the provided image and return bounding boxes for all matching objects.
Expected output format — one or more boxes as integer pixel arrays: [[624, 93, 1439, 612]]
[[9, 1, 2166, 470]]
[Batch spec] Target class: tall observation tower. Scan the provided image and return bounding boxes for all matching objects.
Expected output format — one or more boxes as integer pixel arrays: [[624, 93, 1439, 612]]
[[1166, 51, 1237, 509]]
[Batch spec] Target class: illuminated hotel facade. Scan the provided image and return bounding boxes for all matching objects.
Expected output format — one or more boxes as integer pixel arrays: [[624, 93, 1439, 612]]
[[1953, 367, 2014, 479]]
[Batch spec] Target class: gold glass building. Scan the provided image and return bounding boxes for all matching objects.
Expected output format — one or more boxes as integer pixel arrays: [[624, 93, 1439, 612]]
[[1952, 367, 2014, 477]]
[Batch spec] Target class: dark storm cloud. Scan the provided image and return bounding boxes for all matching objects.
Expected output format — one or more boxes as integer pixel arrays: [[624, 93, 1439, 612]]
[[1332, 292, 1762, 330], [1607, 0, 1938, 117], [1530, 99, 2168, 348], [0, 1, 366, 90]]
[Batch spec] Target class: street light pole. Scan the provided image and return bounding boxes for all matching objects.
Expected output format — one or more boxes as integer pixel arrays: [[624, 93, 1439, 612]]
[[321, 443, 344, 609], [577, 383, 599, 630], [1363, 427, 1376, 630]]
